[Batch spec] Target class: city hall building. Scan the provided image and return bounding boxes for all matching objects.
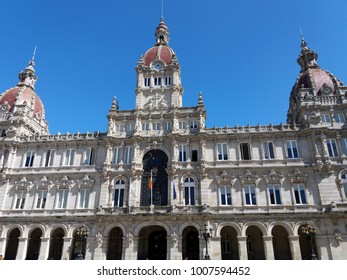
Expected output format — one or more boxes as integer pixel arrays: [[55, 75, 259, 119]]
[[0, 18, 346, 260]]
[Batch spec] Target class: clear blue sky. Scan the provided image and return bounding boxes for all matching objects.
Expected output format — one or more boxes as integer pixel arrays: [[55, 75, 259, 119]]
[[0, 0, 346, 134]]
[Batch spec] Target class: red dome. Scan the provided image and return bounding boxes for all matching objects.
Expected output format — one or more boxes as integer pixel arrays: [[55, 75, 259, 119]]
[[143, 45, 175, 66], [0, 86, 45, 120], [295, 68, 335, 95]]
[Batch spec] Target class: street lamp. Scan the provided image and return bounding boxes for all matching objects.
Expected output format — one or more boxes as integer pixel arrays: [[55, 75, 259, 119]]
[[301, 224, 318, 260], [75, 226, 89, 260], [200, 223, 213, 260]]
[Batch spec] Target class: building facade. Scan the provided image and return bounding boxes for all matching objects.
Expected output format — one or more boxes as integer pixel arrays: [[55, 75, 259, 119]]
[[0, 19, 346, 260]]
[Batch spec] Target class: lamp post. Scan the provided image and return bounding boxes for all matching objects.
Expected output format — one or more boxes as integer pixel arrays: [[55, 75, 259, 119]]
[[75, 226, 89, 260], [200, 223, 213, 260], [301, 224, 318, 260]]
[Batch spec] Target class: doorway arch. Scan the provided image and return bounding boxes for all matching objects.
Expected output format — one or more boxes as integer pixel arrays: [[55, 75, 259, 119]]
[[220, 226, 239, 260], [141, 150, 168, 206], [48, 227, 65, 260], [26, 228, 42, 260], [182, 226, 199, 260], [107, 227, 123, 260], [137, 226, 167, 260], [272, 225, 292, 260], [4, 228, 20, 260]]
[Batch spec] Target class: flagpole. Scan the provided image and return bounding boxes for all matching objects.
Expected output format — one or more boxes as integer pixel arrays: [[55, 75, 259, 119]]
[[150, 169, 153, 206]]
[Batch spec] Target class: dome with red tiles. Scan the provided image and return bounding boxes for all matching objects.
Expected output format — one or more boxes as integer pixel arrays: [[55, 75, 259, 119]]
[[142, 18, 176, 67], [0, 58, 46, 122]]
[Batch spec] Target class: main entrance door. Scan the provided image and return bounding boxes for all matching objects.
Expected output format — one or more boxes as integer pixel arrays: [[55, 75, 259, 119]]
[[141, 150, 168, 206]]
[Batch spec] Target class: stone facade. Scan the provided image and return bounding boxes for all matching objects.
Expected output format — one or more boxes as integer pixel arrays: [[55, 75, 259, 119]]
[[0, 19, 346, 260]]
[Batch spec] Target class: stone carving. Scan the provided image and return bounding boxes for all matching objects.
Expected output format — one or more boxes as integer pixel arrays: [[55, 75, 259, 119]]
[[335, 232, 343, 246], [126, 232, 134, 246], [171, 232, 178, 248], [95, 232, 103, 248]]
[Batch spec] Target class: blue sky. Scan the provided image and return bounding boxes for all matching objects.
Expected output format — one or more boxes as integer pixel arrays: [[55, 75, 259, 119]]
[[0, 0, 346, 134]]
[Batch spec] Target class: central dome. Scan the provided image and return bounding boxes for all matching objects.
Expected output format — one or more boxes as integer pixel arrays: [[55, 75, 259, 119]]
[[142, 18, 176, 67], [143, 45, 175, 66]]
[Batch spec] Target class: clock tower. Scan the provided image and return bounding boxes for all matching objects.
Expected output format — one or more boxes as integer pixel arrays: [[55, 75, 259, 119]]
[[135, 18, 183, 110]]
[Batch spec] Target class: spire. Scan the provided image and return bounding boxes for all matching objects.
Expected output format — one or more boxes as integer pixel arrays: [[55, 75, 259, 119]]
[[18, 47, 38, 89], [155, 18, 169, 46], [297, 34, 318, 72]]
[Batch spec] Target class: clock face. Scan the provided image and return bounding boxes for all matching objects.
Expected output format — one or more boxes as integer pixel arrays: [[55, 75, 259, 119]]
[[152, 61, 163, 70]]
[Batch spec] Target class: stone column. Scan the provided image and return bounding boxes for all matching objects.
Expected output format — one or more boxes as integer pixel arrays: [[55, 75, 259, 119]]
[[237, 236, 248, 260], [262, 236, 275, 260], [62, 237, 73, 260], [0, 237, 7, 257], [288, 235, 301, 260], [123, 234, 136, 260], [16, 237, 28, 260], [210, 236, 221, 260], [38, 237, 50, 260], [168, 233, 181, 260]]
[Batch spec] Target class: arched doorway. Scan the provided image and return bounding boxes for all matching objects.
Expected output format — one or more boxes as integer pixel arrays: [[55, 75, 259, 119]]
[[246, 226, 265, 260], [182, 226, 199, 260], [141, 150, 168, 206], [4, 228, 20, 260], [272, 225, 292, 260], [137, 226, 167, 260], [107, 227, 123, 260], [26, 228, 42, 260], [48, 228, 64, 260], [220, 226, 239, 260]]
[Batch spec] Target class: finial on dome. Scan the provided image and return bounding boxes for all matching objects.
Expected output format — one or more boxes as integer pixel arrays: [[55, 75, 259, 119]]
[[297, 32, 318, 72], [155, 17, 169, 46], [18, 47, 38, 89]]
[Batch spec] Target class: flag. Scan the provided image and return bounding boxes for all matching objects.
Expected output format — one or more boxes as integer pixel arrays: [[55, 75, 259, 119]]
[[148, 171, 153, 190], [173, 181, 177, 200]]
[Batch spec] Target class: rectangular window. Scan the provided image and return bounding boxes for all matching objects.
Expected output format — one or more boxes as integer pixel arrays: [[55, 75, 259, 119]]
[[263, 141, 275, 159], [240, 143, 251, 160], [64, 149, 75, 166], [164, 121, 171, 131], [268, 184, 281, 205], [244, 185, 256, 205], [112, 147, 121, 164], [124, 146, 133, 164], [153, 122, 161, 130], [321, 114, 331, 123], [45, 149, 55, 167], [191, 150, 198, 162], [293, 184, 307, 204], [341, 139, 347, 156], [327, 139, 338, 158], [179, 144, 187, 162], [286, 140, 299, 159], [79, 189, 90, 208], [114, 188, 124, 207], [36, 190, 47, 209], [125, 123, 133, 133], [220, 185, 232, 206], [343, 183, 347, 198], [24, 150, 35, 167], [82, 148, 95, 165], [164, 76, 172, 86], [190, 120, 198, 129], [217, 143, 228, 160], [115, 124, 122, 132], [184, 186, 195, 205], [15, 190, 26, 209], [144, 77, 151, 87], [179, 121, 186, 130], [334, 113, 345, 123], [154, 77, 161, 86], [57, 189, 68, 209], [142, 123, 150, 131]]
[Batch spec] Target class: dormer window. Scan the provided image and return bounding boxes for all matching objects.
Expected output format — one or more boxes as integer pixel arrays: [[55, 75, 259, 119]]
[[164, 76, 172, 86], [154, 77, 161, 87], [321, 114, 331, 123], [144, 77, 150, 87]]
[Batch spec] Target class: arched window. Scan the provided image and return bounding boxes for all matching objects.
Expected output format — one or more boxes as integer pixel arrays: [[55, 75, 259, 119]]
[[184, 177, 195, 205], [341, 173, 347, 200], [114, 179, 125, 207]]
